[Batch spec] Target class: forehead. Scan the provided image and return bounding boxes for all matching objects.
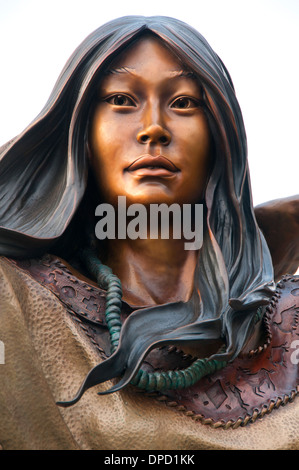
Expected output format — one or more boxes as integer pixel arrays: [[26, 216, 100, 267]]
[[107, 35, 188, 78], [98, 35, 199, 92]]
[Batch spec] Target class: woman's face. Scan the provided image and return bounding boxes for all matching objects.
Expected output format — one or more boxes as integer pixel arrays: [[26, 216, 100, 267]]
[[89, 34, 212, 207]]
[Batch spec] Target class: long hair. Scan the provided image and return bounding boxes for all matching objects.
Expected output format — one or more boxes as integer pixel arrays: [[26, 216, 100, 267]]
[[0, 16, 275, 396]]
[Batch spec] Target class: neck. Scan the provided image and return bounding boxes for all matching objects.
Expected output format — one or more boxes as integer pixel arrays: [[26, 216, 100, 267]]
[[100, 237, 198, 307]]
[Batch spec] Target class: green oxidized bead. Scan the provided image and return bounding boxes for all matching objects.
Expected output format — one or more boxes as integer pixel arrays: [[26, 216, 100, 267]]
[[105, 311, 121, 321], [106, 297, 122, 309], [175, 370, 186, 389], [106, 318, 122, 329], [161, 371, 172, 390], [185, 364, 199, 383], [137, 369, 149, 389], [146, 373, 157, 392], [167, 370, 179, 389], [155, 372, 167, 390], [183, 369, 194, 388]]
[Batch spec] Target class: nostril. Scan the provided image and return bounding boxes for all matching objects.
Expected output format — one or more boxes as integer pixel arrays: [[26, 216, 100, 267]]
[[159, 136, 169, 144], [137, 127, 171, 145]]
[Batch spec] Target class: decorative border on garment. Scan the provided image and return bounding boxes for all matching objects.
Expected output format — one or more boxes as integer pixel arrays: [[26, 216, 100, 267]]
[[148, 275, 299, 429]]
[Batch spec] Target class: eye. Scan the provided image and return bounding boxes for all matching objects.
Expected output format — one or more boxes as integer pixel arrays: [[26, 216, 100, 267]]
[[170, 96, 201, 110], [105, 94, 136, 107]]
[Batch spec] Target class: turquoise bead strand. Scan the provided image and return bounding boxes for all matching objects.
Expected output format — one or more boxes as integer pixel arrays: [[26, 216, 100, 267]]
[[82, 248, 229, 392]]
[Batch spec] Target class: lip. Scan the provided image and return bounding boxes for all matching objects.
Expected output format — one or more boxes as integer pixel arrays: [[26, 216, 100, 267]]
[[126, 155, 179, 176]]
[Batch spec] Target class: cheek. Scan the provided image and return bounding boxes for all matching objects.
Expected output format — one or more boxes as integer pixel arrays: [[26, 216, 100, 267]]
[[178, 118, 212, 198], [90, 118, 113, 159], [89, 113, 112, 189], [177, 118, 211, 168], [90, 110, 137, 164], [89, 119, 123, 193], [194, 129, 211, 174], [89, 110, 131, 204], [192, 115, 211, 152]]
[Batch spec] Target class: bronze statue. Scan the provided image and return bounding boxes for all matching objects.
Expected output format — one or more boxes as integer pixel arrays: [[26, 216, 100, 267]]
[[0, 16, 298, 450]]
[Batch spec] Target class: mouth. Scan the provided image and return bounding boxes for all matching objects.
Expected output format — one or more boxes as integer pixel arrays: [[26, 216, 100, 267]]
[[126, 155, 179, 177]]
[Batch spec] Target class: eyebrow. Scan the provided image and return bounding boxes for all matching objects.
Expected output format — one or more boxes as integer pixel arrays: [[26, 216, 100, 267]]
[[106, 67, 135, 75], [106, 67, 195, 79]]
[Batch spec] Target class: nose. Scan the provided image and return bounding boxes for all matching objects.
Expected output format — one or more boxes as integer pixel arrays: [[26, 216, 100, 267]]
[[137, 124, 171, 146], [136, 100, 171, 146]]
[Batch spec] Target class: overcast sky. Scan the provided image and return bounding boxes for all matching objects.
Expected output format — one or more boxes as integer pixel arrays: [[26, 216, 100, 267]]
[[0, 0, 298, 206]]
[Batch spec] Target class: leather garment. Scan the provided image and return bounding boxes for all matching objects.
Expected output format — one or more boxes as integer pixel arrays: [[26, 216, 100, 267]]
[[0, 255, 298, 450], [13, 255, 299, 429]]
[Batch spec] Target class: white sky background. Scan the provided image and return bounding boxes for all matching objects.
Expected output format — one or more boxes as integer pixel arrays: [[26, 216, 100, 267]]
[[0, 0, 298, 207]]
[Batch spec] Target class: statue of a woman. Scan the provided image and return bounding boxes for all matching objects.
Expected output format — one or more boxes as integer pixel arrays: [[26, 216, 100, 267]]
[[0, 16, 298, 450]]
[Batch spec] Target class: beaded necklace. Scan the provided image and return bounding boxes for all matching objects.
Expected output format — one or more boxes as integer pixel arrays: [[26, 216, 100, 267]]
[[81, 246, 231, 392]]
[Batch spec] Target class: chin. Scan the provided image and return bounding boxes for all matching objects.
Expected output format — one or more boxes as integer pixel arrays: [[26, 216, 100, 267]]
[[125, 189, 176, 207]]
